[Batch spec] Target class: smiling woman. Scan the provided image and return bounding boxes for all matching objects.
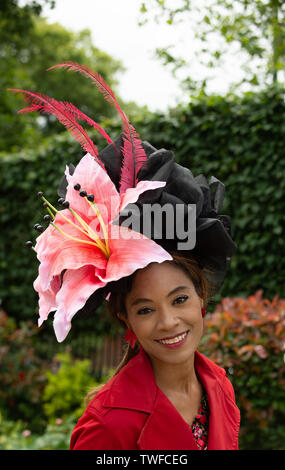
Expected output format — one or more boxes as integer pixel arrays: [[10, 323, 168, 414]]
[[11, 61, 239, 451], [94, 251, 209, 382], [70, 252, 240, 451]]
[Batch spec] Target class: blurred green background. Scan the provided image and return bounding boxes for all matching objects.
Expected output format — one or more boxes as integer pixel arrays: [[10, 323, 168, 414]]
[[0, 0, 284, 450]]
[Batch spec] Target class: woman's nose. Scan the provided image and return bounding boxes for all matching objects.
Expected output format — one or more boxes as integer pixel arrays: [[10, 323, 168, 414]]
[[156, 305, 179, 331]]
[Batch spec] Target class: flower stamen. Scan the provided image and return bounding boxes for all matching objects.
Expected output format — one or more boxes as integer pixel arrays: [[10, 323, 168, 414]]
[[50, 222, 106, 250], [85, 197, 110, 256], [41, 195, 92, 240], [39, 194, 110, 258], [68, 207, 108, 255]]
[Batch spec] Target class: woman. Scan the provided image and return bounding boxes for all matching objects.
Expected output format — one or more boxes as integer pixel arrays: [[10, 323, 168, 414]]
[[69, 253, 240, 450], [14, 62, 239, 450]]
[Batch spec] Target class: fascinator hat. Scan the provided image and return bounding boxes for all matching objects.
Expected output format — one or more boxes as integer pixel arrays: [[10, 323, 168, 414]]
[[10, 62, 236, 343]]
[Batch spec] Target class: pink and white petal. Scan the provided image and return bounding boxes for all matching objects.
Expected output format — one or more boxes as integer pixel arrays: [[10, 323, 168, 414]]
[[34, 224, 59, 261], [34, 274, 60, 327], [37, 235, 107, 292], [117, 180, 166, 217], [34, 208, 107, 291], [65, 153, 120, 223], [97, 225, 172, 283], [53, 266, 107, 342], [34, 209, 79, 261], [64, 164, 72, 184]]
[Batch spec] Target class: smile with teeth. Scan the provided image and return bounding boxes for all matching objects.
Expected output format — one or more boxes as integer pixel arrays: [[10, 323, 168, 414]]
[[156, 331, 189, 345]]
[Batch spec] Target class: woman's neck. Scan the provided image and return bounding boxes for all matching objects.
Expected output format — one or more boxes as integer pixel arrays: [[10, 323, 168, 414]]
[[149, 352, 199, 396]]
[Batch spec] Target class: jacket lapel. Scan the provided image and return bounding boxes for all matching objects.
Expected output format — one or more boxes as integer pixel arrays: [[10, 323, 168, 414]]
[[137, 386, 199, 450], [194, 351, 241, 450], [103, 347, 240, 450]]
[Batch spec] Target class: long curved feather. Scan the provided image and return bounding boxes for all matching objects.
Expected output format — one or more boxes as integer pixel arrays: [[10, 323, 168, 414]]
[[119, 121, 148, 194], [18, 98, 113, 146], [18, 104, 42, 113], [8, 88, 107, 167], [47, 62, 149, 190], [47, 62, 128, 126], [62, 102, 113, 145]]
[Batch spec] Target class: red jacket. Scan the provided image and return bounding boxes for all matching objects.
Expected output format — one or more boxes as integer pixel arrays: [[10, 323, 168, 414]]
[[70, 347, 240, 450]]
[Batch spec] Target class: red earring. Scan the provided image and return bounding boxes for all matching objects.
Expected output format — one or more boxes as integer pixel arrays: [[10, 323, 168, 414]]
[[124, 328, 137, 349], [202, 305, 207, 317]]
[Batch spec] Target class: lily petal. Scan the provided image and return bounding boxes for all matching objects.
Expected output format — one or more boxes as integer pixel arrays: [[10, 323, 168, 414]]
[[117, 180, 167, 218], [53, 266, 106, 342], [97, 224, 173, 283], [65, 153, 120, 223], [34, 209, 81, 261], [35, 211, 107, 291], [34, 274, 61, 326], [38, 240, 106, 292]]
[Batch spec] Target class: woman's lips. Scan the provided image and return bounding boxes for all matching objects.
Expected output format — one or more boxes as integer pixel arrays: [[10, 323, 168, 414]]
[[155, 330, 189, 349]]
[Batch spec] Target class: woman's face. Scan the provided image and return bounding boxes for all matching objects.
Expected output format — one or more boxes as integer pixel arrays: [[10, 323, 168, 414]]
[[120, 261, 204, 367]]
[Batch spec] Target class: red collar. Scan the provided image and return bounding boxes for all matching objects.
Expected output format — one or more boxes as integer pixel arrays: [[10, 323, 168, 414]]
[[102, 347, 240, 450], [103, 346, 226, 411], [102, 346, 157, 412]]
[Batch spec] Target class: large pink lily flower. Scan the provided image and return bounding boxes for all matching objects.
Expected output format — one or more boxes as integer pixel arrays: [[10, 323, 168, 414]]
[[34, 153, 172, 342]]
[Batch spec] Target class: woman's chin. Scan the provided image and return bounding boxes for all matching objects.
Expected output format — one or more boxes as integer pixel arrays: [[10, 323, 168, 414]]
[[144, 335, 200, 366]]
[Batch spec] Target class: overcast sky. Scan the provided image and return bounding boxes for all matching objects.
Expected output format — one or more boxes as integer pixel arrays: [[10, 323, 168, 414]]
[[41, 0, 244, 112]]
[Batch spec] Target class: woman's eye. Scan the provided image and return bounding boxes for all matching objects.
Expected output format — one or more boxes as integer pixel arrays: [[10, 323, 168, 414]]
[[174, 295, 188, 304], [137, 296, 189, 314], [137, 307, 152, 315]]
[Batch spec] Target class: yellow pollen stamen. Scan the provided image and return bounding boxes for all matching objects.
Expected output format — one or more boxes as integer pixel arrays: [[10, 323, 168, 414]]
[[51, 222, 109, 255], [42, 196, 91, 239], [46, 206, 55, 220], [41, 195, 110, 258], [85, 198, 110, 256], [68, 207, 107, 254]]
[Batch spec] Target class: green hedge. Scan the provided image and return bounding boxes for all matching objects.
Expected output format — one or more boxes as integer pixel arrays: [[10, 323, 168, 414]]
[[1, 86, 284, 335]]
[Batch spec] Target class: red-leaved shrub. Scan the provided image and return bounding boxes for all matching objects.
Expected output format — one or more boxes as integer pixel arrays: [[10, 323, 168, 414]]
[[199, 290, 285, 450]]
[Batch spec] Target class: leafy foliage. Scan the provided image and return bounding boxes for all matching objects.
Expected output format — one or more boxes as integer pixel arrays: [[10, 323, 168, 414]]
[[0, 309, 48, 431], [1, 8, 125, 152], [138, 0, 285, 91], [0, 324, 108, 449], [0, 411, 75, 450], [42, 352, 101, 423], [199, 289, 285, 450]]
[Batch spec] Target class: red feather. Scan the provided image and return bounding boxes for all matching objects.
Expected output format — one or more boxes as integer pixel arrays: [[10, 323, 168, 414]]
[[8, 88, 106, 166], [47, 62, 128, 126], [119, 121, 148, 194], [48, 62, 148, 190], [18, 104, 42, 113], [61, 102, 113, 144], [18, 97, 113, 146]]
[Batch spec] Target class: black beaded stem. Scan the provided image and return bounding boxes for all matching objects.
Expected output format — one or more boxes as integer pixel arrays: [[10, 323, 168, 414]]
[[36, 225, 44, 232], [87, 194, 94, 202], [58, 197, 65, 205], [79, 190, 87, 197], [74, 183, 81, 191], [37, 191, 43, 198], [44, 215, 51, 222], [34, 223, 40, 230], [62, 200, 70, 209], [25, 241, 33, 248]]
